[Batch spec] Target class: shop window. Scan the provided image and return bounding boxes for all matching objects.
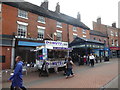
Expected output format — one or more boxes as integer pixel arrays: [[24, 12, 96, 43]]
[[73, 27, 77, 32], [18, 9, 28, 19], [37, 28, 44, 40], [56, 21, 62, 28], [0, 56, 5, 63], [17, 24, 27, 38], [56, 32, 62, 41], [38, 16, 45, 24]]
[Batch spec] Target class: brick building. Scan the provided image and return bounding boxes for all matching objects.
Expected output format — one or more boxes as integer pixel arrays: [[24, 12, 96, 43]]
[[0, 1, 91, 69], [93, 18, 120, 58]]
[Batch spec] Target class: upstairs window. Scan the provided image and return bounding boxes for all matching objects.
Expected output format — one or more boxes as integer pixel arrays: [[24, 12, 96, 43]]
[[56, 31, 62, 41], [37, 26, 45, 40], [112, 39, 114, 46], [73, 33, 77, 39], [111, 31, 114, 36], [38, 16, 45, 24], [17, 24, 27, 38], [18, 9, 28, 19], [73, 27, 77, 32], [93, 37, 96, 40], [115, 32, 118, 37], [56, 21, 62, 28], [82, 29, 86, 34]]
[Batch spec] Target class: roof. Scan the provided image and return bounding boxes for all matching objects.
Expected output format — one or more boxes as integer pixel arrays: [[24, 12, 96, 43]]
[[2, 2, 90, 30], [69, 36, 104, 47], [90, 30, 108, 37]]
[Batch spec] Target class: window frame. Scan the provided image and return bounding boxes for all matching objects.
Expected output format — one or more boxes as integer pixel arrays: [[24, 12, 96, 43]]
[[56, 21, 62, 28], [38, 16, 46, 24], [18, 9, 28, 19]]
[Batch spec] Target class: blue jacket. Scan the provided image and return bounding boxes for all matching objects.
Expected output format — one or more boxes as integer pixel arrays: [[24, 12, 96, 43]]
[[9, 61, 24, 87]]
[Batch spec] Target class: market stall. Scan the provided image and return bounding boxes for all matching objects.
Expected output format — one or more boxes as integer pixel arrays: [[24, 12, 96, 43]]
[[36, 40, 71, 72]]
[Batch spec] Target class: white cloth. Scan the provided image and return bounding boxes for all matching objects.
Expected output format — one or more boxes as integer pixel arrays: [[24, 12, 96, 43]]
[[89, 55, 95, 60]]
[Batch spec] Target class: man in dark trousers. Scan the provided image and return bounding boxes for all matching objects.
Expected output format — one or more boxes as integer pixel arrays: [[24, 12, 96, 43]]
[[39, 60, 49, 77], [8, 56, 27, 90]]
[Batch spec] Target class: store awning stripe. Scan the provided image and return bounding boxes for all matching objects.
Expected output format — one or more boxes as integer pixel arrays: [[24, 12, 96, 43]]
[[18, 41, 45, 47]]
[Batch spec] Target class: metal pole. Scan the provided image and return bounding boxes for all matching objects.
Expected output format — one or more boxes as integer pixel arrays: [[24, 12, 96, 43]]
[[11, 38, 16, 69]]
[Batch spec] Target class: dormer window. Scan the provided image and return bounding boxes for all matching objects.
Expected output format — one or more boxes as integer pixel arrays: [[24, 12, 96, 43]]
[[18, 9, 28, 19], [56, 21, 62, 28], [38, 16, 45, 24]]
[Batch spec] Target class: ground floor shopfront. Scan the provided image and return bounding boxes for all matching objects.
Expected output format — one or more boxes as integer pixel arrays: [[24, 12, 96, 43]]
[[69, 37, 107, 62], [110, 47, 120, 58]]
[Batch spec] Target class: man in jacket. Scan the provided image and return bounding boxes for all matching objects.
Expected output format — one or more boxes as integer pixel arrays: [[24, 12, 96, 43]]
[[8, 56, 26, 90]]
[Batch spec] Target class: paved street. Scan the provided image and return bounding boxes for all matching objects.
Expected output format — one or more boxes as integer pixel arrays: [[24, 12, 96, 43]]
[[1, 58, 119, 89]]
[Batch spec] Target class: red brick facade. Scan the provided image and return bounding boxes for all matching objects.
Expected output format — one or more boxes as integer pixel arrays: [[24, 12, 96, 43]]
[[1, 3, 90, 69]]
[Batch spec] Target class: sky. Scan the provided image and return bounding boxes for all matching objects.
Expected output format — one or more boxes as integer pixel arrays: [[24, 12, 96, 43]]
[[24, 0, 119, 29]]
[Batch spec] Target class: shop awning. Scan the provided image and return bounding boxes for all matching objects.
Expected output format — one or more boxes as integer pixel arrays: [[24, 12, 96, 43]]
[[69, 37, 105, 49], [110, 47, 120, 50], [18, 41, 45, 47]]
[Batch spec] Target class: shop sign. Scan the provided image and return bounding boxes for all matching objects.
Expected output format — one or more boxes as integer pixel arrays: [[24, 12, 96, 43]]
[[45, 40, 68, 49]]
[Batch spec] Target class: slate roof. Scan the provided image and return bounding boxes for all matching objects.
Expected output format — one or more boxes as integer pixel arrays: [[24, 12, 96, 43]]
[[2, 2, 90, 30], [69, 36, 104, 47], [90, 30, 108, 37]]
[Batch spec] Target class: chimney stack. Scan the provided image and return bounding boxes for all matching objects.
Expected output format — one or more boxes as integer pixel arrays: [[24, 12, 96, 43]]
[[97, 17, 101, 24], [41, 0, 49, 10], [112, 22, 116, 28], [77, 12, 81, 21], [55, 2, 60, 13]]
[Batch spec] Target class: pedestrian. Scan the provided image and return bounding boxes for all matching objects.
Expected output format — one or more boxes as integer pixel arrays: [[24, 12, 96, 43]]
[[66, 57, 75, 79], [87, 54, 90, 66], [63, 57, 68, 75], [8, 56, 27, 90], [39, 60, 49, 77], [89, 54, 95, 67], [83, 55, 87, 65]]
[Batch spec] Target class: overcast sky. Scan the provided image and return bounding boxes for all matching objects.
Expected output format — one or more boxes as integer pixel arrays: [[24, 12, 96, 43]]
[[24, 0, 119, 29]]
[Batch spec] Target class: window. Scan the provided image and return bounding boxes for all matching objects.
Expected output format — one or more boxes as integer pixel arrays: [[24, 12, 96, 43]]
[[18, 9, 28, 19], [73, 27, 77, 32], [112, 39, 114, 46], [38, 16, 45, 24], [115, 32, 118, 37], [17, 24, 27, 38], [93, 37, 96, 40], [116, 40, 118, 46], [83, 35, 86, 38], [82, 29, 86, 34], [37, 26, 45, 40], [111, 31, 114, 36], [73, 33, 77, 39], [99, 39, 101, 42], [0, 56, 5, 63], [104, 39, 106, 44], [56, 32, 62, 41], [56, 21, 62, 28]]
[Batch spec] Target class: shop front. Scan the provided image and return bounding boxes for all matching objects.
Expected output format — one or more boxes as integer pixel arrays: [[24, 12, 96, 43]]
[[69, 37, 105, 62], [16, 40, 45, 65], [110, 47, 120, 58]]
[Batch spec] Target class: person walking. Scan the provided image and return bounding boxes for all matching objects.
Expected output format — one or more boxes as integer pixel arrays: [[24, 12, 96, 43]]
[[89, 54, 95, 67], [66, 57, 75, 79], [8, 56, 27, 90]]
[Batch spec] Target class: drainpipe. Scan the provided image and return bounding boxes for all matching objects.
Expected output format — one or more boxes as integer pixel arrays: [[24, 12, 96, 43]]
[[11, 38, 16, 69]]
